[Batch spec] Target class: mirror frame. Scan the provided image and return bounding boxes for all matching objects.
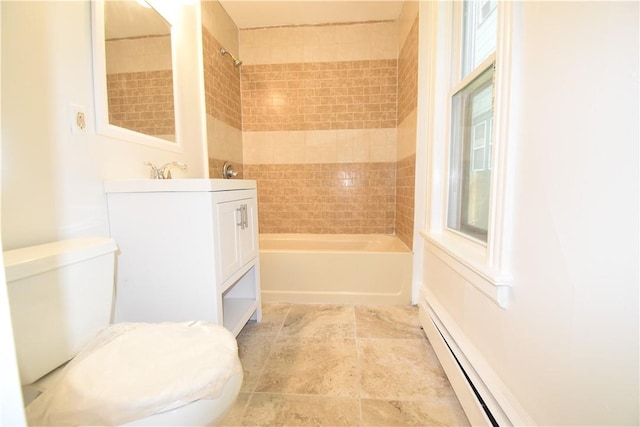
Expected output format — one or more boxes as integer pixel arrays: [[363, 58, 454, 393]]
[[91, 0, 183, 152]]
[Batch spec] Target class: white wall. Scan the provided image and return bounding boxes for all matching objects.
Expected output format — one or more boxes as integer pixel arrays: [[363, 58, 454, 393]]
[[417, 1, 639, 425], [1, 0, 208, 251], [0, 245, 25, 425], [0, 4, 27, 424]]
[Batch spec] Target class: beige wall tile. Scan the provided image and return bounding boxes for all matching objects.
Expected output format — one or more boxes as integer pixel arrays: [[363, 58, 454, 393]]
[[395, 154, 416, 248], [207, 115, 243, 164], [243, 129, 397, 165], [243, 132, 274, 164], [241, 60, 397, 132], [397, 108, 417, 160], [398, 1, 419, 50], [201, 0, 239, 55], [203, 28, 242, 130], [394, 11, 418, 245], [397, 14, 419, 126], [273, 135, 306, 164], [305, 130, 337, 163], [370, 128, 397, 162], [240, 21, 397, 66], [244, 162, 396, 234]]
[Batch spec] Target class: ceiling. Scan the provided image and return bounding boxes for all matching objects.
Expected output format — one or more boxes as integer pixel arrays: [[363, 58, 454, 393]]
[[217, 1, 404, 29]]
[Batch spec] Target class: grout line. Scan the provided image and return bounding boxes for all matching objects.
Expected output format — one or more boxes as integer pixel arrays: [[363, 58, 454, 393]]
[[353, 305, 364, 425], [235, 304, 291, 425], [232, 391, 252, 427], [273, 303, 291, 338], [249, 390, 361, 399]]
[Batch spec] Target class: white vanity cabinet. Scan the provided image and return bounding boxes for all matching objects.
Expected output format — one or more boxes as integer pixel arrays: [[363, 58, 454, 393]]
[[104, 179, 261, 336]]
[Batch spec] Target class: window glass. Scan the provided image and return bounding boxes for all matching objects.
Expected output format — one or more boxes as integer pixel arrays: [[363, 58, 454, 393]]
[[447, 66, 494, 242], [462, 0, 497, 78]]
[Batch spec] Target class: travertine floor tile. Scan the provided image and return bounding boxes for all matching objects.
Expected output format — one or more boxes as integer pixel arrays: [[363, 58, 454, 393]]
[[361, 398, 470, 426], [355, 305, 424, 339], [241, 304, 290, 336], [232, 304, 469, 426], [255, 337, 359, 398], [219, 392, 250, 426], [358, 338, 456, 401], [241, 393, 360, 426], [279, 304, 355, 337], [236, 333, 277, 392]]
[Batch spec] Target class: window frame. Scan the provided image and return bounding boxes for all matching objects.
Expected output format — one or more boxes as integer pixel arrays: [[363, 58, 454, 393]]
[[421, 0, 519, 309], [447, 59, 495, 243]]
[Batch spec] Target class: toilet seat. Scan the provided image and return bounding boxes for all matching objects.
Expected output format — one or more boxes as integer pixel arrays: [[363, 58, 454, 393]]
[[26, 321, 243, 426]]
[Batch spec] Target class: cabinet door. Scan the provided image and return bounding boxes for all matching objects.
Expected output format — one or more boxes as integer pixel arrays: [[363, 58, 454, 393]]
[[240, 197, 258, 265], [215, 199, 243, 284]]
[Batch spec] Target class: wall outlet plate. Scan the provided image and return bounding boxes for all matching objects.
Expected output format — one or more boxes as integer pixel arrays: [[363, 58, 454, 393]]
[[69, 104, 87, 133]]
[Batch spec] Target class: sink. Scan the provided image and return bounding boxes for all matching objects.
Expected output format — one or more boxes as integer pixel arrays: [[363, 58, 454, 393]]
[[103, 179, 256, 193]]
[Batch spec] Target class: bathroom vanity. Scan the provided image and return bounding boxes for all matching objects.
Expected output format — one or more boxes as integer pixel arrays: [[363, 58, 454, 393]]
[[104, 179, 261, 336]]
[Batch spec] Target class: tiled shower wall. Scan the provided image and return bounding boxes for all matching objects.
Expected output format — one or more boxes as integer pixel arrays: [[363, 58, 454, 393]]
[[201, 1, 243, 179], [396, 4, 419, 248], [241, 6, 419, 244], [241, 21, 401, 235]]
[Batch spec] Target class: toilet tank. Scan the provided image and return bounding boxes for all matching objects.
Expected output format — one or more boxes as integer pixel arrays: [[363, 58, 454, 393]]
[[3, 237, 118, 385]]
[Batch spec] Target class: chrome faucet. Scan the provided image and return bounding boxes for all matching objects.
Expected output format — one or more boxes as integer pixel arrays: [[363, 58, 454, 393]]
[[222, 161, 238, 179], [145, 161, 188, 179]]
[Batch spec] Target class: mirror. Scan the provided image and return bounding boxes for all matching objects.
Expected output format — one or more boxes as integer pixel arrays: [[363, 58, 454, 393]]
[[92, 0, 181, 150]]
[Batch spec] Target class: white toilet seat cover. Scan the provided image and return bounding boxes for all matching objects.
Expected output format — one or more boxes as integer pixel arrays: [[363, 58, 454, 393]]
[[26, 321, 243, 426]]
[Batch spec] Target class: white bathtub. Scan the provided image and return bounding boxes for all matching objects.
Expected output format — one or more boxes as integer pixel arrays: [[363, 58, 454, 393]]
[[259, 234, 412, 305]]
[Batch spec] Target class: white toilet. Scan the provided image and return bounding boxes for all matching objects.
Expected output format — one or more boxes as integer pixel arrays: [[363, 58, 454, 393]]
[[4, 237, 243, 426]]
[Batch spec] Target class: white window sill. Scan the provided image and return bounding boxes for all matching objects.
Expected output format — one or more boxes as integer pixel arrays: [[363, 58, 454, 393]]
[[420, 230, 512, 308]]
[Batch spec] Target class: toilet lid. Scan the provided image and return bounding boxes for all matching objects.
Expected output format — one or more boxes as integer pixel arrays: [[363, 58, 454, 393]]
[[26, 321, 243, 427]]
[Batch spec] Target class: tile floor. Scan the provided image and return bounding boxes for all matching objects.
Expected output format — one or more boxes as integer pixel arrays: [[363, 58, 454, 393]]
[[220, 304, 470, 426]]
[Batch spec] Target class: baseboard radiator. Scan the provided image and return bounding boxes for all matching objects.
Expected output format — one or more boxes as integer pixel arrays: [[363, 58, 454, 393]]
[[418, 287, 534, 426]]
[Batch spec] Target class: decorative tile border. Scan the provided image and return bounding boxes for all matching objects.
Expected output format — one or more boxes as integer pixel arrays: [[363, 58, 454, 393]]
[[244, 163, 395, 234], [243, 128, 396, 165], [241, 60, 397, 132]]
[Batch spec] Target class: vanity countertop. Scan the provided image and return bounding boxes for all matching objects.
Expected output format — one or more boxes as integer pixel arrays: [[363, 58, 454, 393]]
[[104, 179, 256, 193]]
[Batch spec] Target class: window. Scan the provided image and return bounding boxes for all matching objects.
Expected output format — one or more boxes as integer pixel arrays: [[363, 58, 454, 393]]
[[448, 65, 494, 241], [448, 0, 497, 243], [462, 0, 496, 76], [420, 1, 519, 308]]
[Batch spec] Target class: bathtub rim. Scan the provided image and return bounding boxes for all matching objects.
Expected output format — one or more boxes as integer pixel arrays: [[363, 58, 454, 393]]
[[258, 233, 411, 254]]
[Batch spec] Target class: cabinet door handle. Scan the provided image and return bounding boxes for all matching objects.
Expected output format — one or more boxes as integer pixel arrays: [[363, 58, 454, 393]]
[[236, 204, 249, 230], [236, 206, 244, 229], [243, 204, 248, 229]]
